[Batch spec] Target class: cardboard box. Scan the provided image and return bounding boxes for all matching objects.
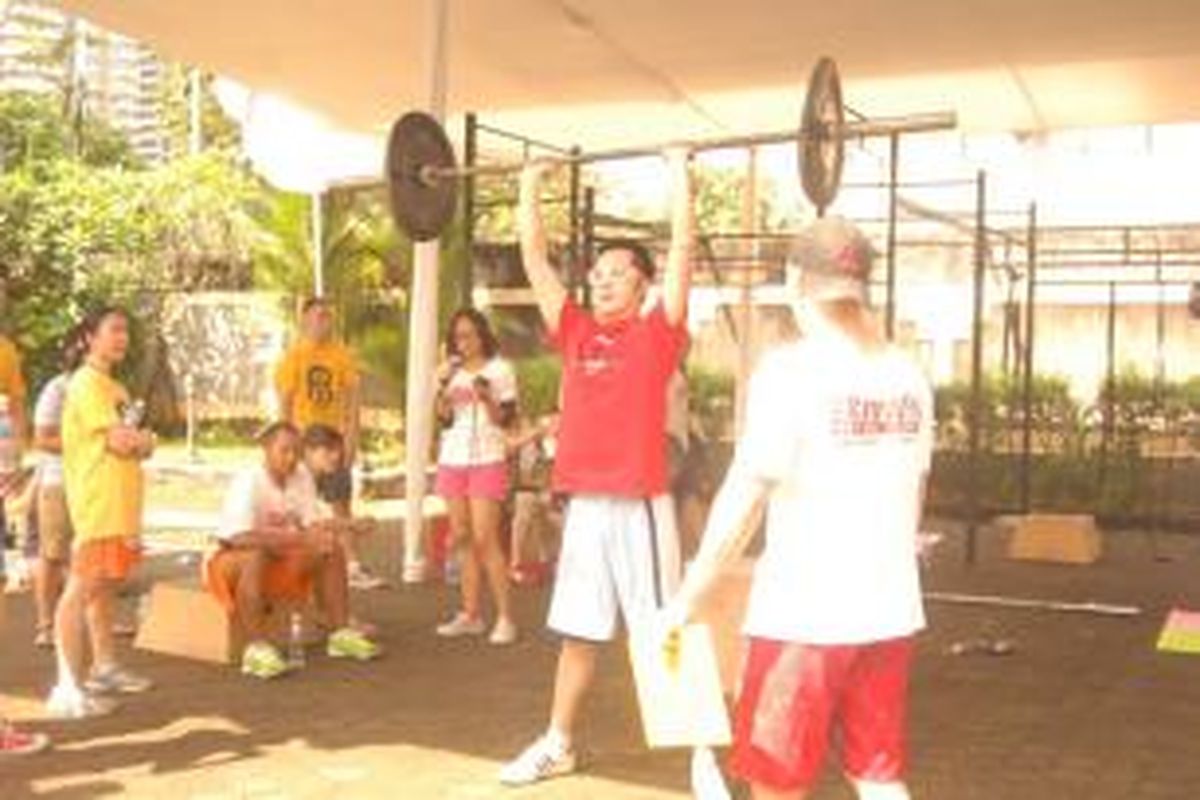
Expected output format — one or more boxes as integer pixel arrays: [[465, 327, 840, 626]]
[[628, 623, 731, 749], [1007, 514, 1103, 564]]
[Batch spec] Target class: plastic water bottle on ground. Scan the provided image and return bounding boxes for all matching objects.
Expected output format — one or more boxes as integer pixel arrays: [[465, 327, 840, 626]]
[[287, 611, 306, 668]]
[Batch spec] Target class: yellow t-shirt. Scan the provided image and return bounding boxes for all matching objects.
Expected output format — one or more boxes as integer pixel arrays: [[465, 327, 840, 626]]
[[274, 339, 359, 433], [0, 335, 26, 403], [62, 365, 144, 543]]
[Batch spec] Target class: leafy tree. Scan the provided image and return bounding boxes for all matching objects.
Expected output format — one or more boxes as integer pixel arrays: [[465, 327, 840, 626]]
[[159, 67, 242, 157]]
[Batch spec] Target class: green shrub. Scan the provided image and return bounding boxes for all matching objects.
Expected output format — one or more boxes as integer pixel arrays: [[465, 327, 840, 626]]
[[687, 364, 735, 440], [513, 355, 561, 419]]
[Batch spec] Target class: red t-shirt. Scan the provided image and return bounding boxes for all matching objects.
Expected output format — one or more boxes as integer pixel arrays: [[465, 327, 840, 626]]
[[551, 299, 687, 496]]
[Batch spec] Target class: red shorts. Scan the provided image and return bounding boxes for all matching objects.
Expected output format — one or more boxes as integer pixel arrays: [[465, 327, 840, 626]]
[[731, 635, 914, 792], [436, 462, 509, 501]]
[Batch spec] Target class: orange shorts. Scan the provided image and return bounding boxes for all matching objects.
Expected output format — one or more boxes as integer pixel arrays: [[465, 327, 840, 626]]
[[72, 538, 141, 582], [203, 546, 315, 613]]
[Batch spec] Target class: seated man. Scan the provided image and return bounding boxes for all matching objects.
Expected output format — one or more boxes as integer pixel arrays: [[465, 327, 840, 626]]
[[204, 421, 380, 679]]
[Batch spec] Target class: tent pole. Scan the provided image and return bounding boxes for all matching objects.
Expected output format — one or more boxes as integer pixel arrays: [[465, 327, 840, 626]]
[[311, 189, 325, 297], [403, 0, 449, 581]]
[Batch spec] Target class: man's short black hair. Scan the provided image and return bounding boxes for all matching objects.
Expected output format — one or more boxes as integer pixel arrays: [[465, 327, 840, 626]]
[[257, 420, 300, 445], [302, 423, 345, 452], [596, 238, 656, 280]]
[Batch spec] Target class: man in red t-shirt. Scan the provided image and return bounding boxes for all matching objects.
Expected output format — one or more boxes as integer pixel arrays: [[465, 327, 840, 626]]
[[499, 152, 694, 786]]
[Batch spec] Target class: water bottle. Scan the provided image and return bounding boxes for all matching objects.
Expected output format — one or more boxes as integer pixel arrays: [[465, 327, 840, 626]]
[[121, 399, 146, 428], [0, 395, 17, 478], [287, 611, 306, 668]]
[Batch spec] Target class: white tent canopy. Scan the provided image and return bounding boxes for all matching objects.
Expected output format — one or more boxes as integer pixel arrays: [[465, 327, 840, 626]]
[[60, 0, 1200, 147]]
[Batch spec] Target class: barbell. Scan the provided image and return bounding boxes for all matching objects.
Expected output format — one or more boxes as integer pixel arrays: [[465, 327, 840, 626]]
[[386, 57, 957, 242]]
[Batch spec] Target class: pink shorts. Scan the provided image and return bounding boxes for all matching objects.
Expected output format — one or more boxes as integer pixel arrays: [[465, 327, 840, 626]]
[[436, 462, 510, 501]]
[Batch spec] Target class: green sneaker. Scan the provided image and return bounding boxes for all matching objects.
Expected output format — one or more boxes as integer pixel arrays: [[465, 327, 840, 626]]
[[327, 627, 381, 661], [241, 641, 288, 679]]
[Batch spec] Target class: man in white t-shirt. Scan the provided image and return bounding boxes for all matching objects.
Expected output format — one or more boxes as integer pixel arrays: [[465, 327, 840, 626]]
[[203, 421, 380, 679], [30, 331, 83, 648], [667, 216, 933, 800]]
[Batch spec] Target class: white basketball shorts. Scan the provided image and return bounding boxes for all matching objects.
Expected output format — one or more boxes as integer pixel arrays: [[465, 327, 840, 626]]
[[547, 494, 681, 642]]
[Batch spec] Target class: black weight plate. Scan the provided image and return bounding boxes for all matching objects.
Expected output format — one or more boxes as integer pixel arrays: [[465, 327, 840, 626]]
[[800, 57, 845, 215], [386, 111, 458, 242]]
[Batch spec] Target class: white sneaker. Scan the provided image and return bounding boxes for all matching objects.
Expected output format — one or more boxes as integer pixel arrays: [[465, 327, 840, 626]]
[[488, 617, 518, 646], [46, 685, 117, 719], [499, 732, 577, 786], [85, 665, 153, 695], [348, 562, 388, 590], [435, 613, 486, 638]]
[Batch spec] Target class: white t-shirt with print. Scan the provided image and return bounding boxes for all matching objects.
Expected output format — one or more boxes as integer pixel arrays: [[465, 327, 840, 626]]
[[437, 357, 518, 468], [217, 464, 330, 542], [737, 337, 934, 645], [34, 373, 70, 486]]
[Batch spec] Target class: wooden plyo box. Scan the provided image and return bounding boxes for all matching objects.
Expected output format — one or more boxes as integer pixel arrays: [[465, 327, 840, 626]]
[[135, 580, 243, 664], [134, 579, 295, 665], [1006, 514, 1103, 565]]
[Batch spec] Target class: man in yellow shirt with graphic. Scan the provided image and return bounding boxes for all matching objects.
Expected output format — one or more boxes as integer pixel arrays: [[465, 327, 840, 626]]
[[48, 307, 155, 719], [275, 297, 381, 589]]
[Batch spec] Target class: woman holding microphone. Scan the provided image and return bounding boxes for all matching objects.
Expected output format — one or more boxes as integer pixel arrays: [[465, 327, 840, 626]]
[[433, 308, 519, 645]]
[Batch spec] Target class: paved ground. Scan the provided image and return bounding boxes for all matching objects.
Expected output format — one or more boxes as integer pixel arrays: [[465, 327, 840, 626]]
[[4, 521, 1200, 799]]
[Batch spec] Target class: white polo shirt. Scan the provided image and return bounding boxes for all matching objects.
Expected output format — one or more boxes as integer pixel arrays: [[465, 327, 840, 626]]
[[737, 337, 934, 645], [217, 464, 330, 542]]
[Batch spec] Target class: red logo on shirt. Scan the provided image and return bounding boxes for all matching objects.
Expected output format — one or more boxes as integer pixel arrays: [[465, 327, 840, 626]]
[[578, 333, 622, 377], [831, 394, 922, 440]]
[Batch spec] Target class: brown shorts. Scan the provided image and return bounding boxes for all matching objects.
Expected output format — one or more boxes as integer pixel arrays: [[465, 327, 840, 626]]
[[36, 484, 74, 562]]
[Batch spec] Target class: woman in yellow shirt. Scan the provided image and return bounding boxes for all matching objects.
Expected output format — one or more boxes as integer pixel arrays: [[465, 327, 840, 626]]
[[48, 307, 156, 719]]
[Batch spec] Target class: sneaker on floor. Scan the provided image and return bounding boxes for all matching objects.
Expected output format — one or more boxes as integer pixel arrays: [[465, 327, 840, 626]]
[[327, 627, 382, 661], [85, 665, 153, 695], [498, 732, 577, 786], [45, 685, 117, 719], [435, 613, 486, 638], [489, 617, 519, 646], [347, 563, 388, 590], [0, 724, 51, 756], [111, 621, 137, 638], [241, 641, 289, 680]]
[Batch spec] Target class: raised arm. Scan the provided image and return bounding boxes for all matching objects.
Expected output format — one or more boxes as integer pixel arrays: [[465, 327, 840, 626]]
[[661, 148, 694, 327], [518, 161, 569, 333]]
